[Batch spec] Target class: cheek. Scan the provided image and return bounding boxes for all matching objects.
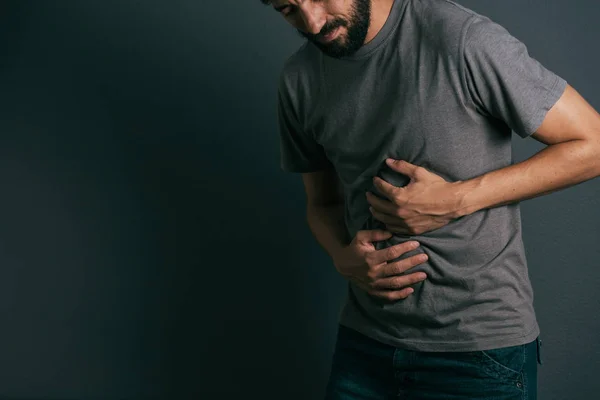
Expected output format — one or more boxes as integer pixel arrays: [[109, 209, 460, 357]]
[[333, 0, 350, 15]]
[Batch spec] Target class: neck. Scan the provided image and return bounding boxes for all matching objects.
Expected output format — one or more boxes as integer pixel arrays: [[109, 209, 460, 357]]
[[364, 0, 395, 44]]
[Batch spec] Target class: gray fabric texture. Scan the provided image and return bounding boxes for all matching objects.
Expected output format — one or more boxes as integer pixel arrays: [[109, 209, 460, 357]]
[[277, 0, 567, 351]]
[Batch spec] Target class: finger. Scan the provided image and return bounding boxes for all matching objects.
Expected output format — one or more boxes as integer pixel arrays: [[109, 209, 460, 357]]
[[372, 176, 403, 202], [369, 286, 415, 302], [369, 206, 397, 224], [385, 159, 419, 177], [368, 240, 420, 266], [380, 253, 429, 278], [357, 229, 393, 244], [366, 191, 397, 215], [371, 270, 428, 290]]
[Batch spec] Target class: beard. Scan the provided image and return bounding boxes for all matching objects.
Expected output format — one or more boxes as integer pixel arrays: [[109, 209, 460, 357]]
[[295, 0, 371, 59]]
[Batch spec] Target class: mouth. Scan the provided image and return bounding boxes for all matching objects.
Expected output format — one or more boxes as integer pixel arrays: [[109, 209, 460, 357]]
[[319, 26, 342, 43]]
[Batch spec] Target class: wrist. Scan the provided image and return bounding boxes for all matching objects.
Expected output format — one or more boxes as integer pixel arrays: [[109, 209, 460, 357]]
[[451, 179, 481, 218]]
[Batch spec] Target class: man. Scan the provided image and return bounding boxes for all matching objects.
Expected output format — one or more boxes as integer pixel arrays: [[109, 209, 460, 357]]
[[262, 0, 600, 398]]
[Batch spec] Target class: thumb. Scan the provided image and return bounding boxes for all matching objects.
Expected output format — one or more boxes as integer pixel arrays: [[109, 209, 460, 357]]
[[386, 158, 419, 178], [363, 229, 393, 243]]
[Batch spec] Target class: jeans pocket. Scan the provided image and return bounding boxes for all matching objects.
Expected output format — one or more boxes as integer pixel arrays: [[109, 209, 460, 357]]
[[477, 342, 527, 381]]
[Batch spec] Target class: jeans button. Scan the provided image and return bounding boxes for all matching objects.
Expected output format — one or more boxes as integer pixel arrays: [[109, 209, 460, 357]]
[[516, 382, 523, 389]]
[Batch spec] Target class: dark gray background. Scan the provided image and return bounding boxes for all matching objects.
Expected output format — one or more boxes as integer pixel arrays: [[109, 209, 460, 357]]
[[0, 0, 597, 399]]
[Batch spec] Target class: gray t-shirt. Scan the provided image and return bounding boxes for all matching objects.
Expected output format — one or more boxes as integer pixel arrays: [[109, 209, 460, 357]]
[[277, 0, 567, 351]]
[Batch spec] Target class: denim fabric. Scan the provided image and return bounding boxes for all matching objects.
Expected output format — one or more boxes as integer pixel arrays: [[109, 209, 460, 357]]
[[324, 324, 541, 400]]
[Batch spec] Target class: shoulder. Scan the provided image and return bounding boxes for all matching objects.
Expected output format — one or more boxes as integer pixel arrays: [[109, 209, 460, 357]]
[[410, 0, 483, 54], [419, 1, 520, 49], [278, 41, 321, 95], [462, 13, 521, 50]]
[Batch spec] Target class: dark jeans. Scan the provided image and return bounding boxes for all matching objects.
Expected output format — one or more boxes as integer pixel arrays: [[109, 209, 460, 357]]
[[324, 324, 542, 400]]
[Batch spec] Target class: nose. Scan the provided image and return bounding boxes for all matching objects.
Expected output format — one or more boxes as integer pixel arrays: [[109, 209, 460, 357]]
[[300, 4, 326, 35]]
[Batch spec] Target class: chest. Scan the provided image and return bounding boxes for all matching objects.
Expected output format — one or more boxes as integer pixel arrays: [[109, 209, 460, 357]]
[[301, 49, 512, 190]]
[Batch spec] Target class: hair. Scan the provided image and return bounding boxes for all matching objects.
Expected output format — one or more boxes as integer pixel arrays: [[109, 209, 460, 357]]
[[260, 0, 272, 4]]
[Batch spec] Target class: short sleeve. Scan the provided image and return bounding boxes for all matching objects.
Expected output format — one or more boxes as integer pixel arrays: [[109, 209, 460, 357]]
[[277, 73, 332, 173], [461, 16, 568, 138]]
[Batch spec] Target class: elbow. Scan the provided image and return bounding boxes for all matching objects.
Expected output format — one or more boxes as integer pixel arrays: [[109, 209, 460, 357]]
[[582, 137, 600, 178]]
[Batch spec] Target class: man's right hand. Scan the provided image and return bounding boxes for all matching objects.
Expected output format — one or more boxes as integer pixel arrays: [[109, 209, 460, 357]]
[[332, 230, 428, 302]]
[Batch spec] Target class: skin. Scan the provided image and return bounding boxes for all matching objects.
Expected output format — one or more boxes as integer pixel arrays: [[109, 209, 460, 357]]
[[271, 0, 600, 236], [368, 84, 600, 236], [271, 0, 395, 58]]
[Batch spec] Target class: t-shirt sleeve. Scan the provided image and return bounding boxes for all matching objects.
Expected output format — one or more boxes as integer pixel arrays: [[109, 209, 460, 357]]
[[277, 73, 333, 173], [461, 15, 568, 138]]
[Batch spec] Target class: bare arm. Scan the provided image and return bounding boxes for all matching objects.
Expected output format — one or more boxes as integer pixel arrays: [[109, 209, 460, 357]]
[[455, 84, 600, 217], [302, 168, 349, 260]]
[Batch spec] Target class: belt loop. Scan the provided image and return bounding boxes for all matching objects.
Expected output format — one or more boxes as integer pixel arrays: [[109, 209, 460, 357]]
[[536, 337, 543, 365]]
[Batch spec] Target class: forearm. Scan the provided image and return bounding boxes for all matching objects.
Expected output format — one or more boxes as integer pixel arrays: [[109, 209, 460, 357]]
[[306, 202, 350, 261], [454, 139, 600, 217]]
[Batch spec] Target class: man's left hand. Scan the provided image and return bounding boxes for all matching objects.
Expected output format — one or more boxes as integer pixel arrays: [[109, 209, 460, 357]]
[[366, 159, 465, 235]]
